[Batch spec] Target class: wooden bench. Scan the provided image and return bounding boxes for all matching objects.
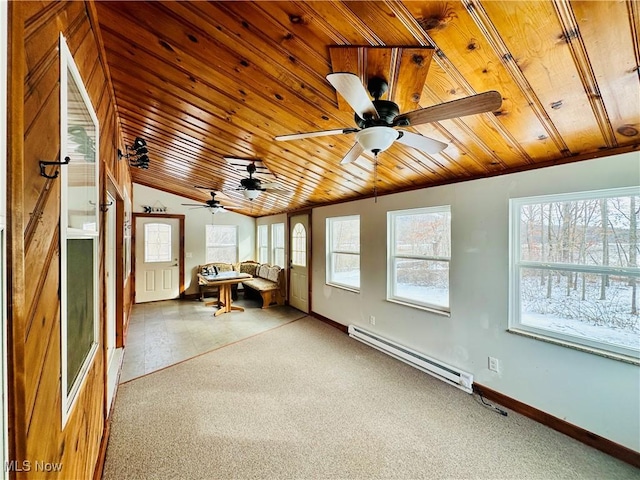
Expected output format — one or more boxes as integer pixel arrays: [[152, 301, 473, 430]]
[[241, 264, 286, 308]]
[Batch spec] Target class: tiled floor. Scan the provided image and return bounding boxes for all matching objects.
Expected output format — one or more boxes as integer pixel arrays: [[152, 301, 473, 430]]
[[119, 296, 306, 383]]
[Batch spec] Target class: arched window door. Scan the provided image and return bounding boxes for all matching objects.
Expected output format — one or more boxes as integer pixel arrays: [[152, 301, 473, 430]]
[[289, 215, 310, 313], [292, 222, 306, 267]]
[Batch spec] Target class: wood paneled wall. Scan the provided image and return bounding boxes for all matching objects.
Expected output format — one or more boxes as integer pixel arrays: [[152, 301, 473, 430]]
[[7, 1, 131, 478]]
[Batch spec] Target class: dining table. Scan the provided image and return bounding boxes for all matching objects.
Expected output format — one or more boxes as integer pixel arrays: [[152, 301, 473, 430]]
[[200, 271, 252, 317]]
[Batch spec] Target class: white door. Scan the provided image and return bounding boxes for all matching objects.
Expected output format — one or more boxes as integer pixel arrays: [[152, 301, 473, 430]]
[[135, 217, 180, 303], [289, 214, 309, 313]]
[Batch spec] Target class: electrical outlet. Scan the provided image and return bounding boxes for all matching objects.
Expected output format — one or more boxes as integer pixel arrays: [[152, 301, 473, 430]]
[[369, 315, 376, 325], [488, 356, 499, 372]]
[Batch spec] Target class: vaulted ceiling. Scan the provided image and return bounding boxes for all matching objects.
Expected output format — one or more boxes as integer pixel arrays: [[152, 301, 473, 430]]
[[94, 1, 640, 217]]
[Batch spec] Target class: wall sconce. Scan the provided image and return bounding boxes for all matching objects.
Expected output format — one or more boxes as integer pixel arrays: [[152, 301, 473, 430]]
[[118, 137, 150, 169]]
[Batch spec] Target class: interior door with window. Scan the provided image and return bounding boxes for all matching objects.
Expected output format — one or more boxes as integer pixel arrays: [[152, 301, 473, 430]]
[[289, 214, 309, 313], [135, 216, 181, 303]]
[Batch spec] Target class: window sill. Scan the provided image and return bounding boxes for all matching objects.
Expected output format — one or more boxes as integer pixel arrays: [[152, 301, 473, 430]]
[[326, 282, 360, 294], [386, 298, 450, 317], [507, 328, 640, 366]]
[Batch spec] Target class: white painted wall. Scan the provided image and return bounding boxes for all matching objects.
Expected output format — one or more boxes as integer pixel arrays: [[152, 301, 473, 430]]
[[133, 184, 256, 296], [311, 152, 640, 451]]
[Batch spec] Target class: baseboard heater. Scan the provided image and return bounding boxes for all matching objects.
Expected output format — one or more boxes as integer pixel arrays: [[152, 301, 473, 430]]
[[348, 325, 473, 394]]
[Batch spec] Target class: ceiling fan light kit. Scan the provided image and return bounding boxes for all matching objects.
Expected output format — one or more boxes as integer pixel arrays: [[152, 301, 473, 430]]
[[243, 189, 261, 200], [355, 126, 399, 155]]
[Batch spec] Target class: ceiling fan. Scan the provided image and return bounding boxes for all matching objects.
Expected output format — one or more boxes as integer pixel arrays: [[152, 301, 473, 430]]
[[225, 159, 290, 200], [181, 190, 233, 213], [275, 72, 502, 164]]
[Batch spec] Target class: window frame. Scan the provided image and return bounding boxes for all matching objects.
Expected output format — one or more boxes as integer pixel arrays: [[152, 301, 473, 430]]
[[205, 224, 238, 264], [271, 223, 285, 267], [509, 187, 640, 362], [59, 34, 100, 426], [257, 224, 268, 264], [326, 215, 360, 292], [387, 206, 451, 315]]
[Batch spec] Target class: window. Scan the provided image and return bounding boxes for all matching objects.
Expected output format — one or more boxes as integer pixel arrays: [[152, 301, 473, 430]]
[[59, 34, 99, 425], [510, 187, 640, 361], [206, 225, 238, 264], [292, 222, 307, 267], [327, 216, 360, 290], [144, 223, 172, 262], [257, 224, 268, 263], [387, 206, 451, 313], [272, 223, 285, 267]]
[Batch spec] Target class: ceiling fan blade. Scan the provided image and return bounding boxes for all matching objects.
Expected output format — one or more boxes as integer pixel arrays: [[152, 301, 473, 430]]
[[395, 91, 502, 126], [261, 181, 283, 189], [181, 203, 206, 207], [327, 72, 379, 119], [396, 130, 447, 154], [340, 142, 365, 165], [265, 188, 293, 196], [275, 127, 358, 142]]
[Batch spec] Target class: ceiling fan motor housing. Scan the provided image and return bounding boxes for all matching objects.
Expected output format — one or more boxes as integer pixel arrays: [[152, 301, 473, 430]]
[[240, 177, 262, 190], [355, 100, 400, 128]]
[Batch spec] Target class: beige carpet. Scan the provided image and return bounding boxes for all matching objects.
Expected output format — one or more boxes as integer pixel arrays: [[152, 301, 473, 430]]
[[103, 317, 638, 480]]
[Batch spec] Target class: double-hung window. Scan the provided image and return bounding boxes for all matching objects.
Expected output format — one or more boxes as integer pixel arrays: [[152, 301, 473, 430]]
[[326, 216, 360, 291], [387, 206, 451, 313], [205, 225, 238, 264], [60, 35, 100, 424], [271, 223, 285, 267], [257, 224, 268, 263], [510, 187, 640, 361]]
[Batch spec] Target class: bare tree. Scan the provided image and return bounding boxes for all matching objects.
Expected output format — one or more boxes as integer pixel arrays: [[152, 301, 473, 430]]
[[600, 199, 609, 300], [630, 196, 637, 315], [547, 203, 553, 299]]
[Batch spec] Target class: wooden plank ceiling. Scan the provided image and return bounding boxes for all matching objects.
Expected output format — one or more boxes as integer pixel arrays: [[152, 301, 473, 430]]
[[94, 1, 640, 217]]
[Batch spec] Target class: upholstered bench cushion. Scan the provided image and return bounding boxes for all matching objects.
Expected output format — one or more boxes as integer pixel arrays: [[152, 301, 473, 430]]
[[242, 277, 277, 292], [237, 261, 259, 277], [265, 265, 280, 282], [241, 263, 285, 308]]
